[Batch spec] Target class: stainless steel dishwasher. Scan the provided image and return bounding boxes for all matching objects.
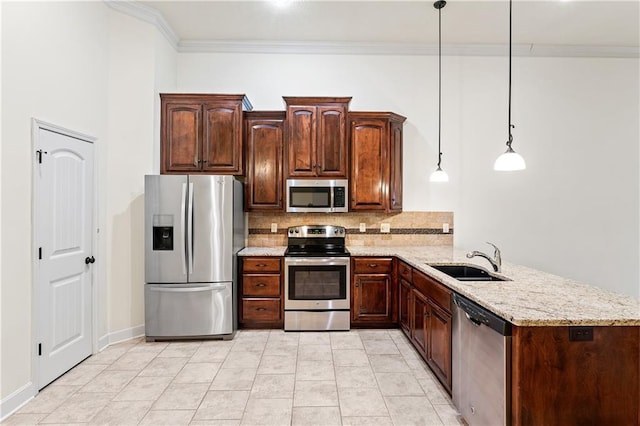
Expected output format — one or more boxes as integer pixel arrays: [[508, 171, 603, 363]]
[[452, 293, 512, 426]]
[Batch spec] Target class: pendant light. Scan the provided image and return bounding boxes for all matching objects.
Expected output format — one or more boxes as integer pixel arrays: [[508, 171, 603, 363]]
[[494, 0, 526, 171], [430, 0, 449, 182]]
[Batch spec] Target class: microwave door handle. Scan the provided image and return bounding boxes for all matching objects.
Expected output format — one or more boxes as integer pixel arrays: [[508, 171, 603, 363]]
[[330, 186, 335, 212], [187, 182, 194, 275], [180, 182, 187, 275]]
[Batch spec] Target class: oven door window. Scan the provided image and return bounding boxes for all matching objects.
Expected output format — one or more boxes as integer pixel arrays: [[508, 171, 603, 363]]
[[289, 187, 331, 208], [288, 265, 346, 300]]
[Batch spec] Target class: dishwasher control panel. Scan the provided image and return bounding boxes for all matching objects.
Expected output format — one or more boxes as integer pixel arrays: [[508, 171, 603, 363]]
[[453, 293, 512, 336]]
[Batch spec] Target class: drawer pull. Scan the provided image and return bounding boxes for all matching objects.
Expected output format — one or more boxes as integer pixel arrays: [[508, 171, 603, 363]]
[[256, 307, 267, 311], [256, 263, 267, 267], [256, 283, 267, 287], [368, 264, 378, 268]]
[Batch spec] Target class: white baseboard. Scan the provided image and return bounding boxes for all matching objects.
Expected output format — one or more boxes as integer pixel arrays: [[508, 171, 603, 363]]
[[107, 324, 145, 345], [97, 333, 110, 352], [0, 381, 36, 422]]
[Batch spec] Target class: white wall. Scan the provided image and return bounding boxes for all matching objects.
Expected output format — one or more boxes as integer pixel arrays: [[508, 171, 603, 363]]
[[456, 56, 639, 298], [1, 1, 109, 406], [0, 1, 177, 413], [177, 52, 639, 297]]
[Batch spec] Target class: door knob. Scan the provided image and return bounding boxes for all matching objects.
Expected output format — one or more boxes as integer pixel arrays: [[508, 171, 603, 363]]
[[85, 256, 95, 264]]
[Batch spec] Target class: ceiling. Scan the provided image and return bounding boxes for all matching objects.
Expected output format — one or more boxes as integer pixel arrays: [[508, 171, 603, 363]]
[[138, 0, 639, 49]]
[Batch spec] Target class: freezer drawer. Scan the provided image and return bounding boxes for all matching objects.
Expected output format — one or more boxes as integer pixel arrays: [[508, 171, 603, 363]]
[[145, 283, 233, 339]]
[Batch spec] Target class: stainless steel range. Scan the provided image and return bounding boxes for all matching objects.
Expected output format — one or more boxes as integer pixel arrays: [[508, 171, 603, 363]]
[[284, 225, 350, 331]]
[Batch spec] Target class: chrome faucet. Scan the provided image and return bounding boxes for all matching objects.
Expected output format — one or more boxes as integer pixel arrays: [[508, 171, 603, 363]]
[[466, 242, 502, 273]]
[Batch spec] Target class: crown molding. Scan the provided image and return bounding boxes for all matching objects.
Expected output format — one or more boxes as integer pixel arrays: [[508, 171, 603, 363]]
[[178, 40, 638, 58], [103, 0, 179, 48], [105, 1, 638, 59]]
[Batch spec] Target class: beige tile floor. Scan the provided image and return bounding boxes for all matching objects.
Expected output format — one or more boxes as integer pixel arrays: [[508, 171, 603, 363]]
[[3, 329, 463, 426]]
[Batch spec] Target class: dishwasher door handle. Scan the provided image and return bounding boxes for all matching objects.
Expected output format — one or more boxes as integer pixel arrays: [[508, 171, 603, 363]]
[[464, 312, 483, 327]]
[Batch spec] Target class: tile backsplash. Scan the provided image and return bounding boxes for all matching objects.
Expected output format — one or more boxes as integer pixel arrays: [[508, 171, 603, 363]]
[[247, 211, 453, 247]]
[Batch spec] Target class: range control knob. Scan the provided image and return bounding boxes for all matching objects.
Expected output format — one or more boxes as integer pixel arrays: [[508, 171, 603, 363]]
[[289, 229, 294, 234]]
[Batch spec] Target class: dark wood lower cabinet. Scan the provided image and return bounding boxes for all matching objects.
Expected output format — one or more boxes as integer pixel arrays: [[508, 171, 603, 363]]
[[511, 325, 639, 426], [351, 257, 396, 327], [240, 257, 283, 328]]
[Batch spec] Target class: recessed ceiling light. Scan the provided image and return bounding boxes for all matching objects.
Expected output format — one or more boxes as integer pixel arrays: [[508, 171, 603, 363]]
[[271, 0, 294, 8]]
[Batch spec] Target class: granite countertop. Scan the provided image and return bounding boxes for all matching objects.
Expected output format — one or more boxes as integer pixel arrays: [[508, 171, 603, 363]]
[[238, 245, 640, 326]]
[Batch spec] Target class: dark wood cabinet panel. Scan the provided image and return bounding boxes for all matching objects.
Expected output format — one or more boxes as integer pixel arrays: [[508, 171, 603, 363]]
[[389, 120, 403, 212], [202, 103, 243, 173], [287, 106, 316, 176], [353, 274, 393, 323], [284, 97, 350, 178], [351, 257, 396, 327], [350, 118, 387, 210], [349, 112, 406, 212], [399, 278, 412, 336], [244, 112, 285, 211], [511, 325, 639, 426], [163, 103, 202, 172], [161, 94, 248, 175], [426, 302, 452, 391], [411, 289, 428, 355], [240, 257, 283, 328], [317, 106, 348, 176], [241, 299, 281, 322]]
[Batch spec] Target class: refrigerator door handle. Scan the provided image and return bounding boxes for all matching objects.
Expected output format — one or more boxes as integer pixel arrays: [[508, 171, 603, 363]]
[[180, 182, 187, 275], [147, 284, 228, 293], [187, 181, 194, 275]]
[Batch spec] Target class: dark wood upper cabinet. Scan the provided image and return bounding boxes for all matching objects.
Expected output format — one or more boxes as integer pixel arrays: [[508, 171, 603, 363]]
[[349, 112, 406, 212], [161, 94, 250, 175], [244, 111, 285, 212], [284, 97, 351, 178]]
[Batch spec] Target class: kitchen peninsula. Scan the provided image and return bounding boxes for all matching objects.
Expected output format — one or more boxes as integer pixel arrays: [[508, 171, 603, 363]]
[[239, 244, 640, 425]]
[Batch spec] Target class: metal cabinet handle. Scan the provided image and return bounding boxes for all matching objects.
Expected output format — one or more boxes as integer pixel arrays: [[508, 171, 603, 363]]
[[256, 283, 267, 287], [368, 264, 378, 268], [256, 307, 267, 311], [256, 263, 267, 267], [85, 256, 95, 264]]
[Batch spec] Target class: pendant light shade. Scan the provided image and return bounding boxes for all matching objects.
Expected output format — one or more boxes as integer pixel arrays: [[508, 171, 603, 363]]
[[430, 166, 449, 182], [430, 0, 449, 183], [494, 0, 526, 172]]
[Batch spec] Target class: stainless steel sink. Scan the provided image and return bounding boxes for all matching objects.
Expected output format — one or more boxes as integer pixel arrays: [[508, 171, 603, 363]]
[[429, 264, 509, 282]]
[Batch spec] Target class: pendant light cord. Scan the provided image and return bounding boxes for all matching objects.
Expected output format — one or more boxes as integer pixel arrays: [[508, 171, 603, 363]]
[[507, 0, 514, 147], [436, 1, 444, 167]]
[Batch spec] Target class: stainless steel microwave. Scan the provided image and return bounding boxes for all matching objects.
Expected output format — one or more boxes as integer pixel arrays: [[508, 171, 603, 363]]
[[286, 179, 348, 213]]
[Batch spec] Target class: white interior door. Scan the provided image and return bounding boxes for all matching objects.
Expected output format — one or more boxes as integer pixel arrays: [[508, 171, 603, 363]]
[[34, 123, 94, 389]]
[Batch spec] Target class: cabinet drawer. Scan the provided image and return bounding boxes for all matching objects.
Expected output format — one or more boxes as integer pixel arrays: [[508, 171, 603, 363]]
[[242, 299, 281, 322], [413, 270, 451, 313], [242, 274, 281, 297], [353, 258, 393, 274], [398, 261, 413, 282], [243, 257, 281, 273]]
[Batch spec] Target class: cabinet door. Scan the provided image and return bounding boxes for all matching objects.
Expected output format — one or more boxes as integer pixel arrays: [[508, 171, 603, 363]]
[[287, 106, 316, 177], [350, 118, 388, 210], [399, 278, 411, 336], [352, 273, 393, 324], [427, 302, 452, 391], [389, 120, 403, 211], [317, 105, 348, 177], [203, 102, 243, 174], [245, 118, 284, 211], [411, 289, 428, 356], [162, 103, 202, 172]]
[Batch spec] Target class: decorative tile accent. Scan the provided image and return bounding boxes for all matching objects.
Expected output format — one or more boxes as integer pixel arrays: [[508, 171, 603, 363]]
[[246, 211, 454, 247]]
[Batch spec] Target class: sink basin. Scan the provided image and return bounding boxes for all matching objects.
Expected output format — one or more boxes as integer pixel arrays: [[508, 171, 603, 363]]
[[429, 264, 509, 282]]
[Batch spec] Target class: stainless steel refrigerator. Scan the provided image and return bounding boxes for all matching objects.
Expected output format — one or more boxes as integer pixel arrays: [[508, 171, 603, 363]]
[[144, 175, 245, 340]]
